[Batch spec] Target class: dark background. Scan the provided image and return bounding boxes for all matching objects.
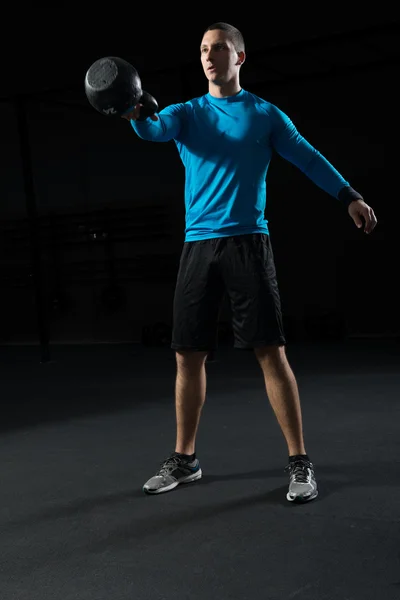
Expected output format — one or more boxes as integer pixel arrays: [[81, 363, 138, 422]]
[[1, 11, 398, 356]]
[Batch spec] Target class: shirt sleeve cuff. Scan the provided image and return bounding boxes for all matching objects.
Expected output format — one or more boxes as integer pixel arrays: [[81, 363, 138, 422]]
[[338, 185, 363, 207]]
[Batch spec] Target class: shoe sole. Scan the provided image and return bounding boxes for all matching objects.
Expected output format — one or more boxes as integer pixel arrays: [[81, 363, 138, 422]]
[[143, 468, 203, 495], [286, 489, 318, 503]]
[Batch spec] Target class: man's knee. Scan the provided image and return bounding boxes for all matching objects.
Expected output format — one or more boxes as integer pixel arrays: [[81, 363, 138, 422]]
[[254, 344, 287, 367], [175, 350, 209, 372]]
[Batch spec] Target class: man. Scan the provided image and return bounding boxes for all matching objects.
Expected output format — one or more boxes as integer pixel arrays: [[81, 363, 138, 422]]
[[122, 22, 377, 502]]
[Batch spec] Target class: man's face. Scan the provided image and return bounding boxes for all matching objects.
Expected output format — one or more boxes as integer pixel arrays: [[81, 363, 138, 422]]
[[200, 29, 243, 84]]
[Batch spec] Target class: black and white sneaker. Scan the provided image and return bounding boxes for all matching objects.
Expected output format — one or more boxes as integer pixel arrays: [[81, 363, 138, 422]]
[[285, 457, 318, 502], [143, 452, 202, 494]]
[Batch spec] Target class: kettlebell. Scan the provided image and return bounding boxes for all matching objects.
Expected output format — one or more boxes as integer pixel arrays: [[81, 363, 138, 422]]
[[84, 56, 158, 119]]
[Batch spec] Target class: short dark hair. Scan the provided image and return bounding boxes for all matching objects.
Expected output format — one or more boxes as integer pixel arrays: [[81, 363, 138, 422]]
[[203, 22, 245, 53]]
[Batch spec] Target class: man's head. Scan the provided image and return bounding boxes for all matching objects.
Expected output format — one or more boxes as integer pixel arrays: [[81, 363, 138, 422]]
[[200, 22, 246, 86]]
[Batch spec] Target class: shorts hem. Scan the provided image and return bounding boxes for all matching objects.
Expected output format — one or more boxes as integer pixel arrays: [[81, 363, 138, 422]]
[[234, 338, 286, 349], [171, 343, 216, 352]]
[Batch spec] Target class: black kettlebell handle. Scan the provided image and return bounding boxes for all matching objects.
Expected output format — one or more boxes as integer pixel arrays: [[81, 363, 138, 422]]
[[136, 90, 159, 121]]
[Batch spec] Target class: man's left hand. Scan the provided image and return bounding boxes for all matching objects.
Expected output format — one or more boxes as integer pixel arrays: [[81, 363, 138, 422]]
[[348, 200, 377, 234]]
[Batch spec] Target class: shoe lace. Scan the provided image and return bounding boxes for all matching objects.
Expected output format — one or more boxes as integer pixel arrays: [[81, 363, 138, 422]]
[[157, 455, 183, 476], [284, 459, 313, 483]]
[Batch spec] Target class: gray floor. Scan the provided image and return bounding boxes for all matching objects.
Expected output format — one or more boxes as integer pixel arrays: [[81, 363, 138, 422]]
[[1, 339, 399, 600]]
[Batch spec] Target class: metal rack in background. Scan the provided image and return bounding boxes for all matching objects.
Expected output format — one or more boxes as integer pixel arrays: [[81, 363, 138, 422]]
[[0, 204, 179, 357]]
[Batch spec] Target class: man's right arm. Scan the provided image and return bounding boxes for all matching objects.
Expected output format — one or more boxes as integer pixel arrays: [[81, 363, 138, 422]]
[[126, 102, 186, 142]]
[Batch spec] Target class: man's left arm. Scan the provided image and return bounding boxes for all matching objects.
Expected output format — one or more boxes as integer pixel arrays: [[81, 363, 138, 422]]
[[270, 106, 378, 234]]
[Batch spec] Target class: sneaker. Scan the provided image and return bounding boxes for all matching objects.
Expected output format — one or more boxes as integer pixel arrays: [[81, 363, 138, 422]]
[[285, 457, 318, 502], [143, 452, 202, 494]]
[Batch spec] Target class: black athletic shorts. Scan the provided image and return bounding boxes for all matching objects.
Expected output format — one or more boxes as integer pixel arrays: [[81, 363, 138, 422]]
[[171, 233, 286, 352]]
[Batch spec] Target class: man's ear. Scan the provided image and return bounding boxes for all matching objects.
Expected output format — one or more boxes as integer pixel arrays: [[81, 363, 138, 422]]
[[236, 51, 246, 66]]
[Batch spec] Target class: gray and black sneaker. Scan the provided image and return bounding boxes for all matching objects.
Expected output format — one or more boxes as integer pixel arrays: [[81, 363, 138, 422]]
[[285, 457, 318, 502], [143, 452, 202, 494]]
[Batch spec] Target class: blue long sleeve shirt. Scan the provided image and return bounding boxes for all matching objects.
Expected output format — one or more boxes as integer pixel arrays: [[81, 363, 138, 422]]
[[130, 89, 352, 242]]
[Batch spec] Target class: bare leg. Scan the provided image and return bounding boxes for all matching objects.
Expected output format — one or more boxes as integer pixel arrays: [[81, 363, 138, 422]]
[[174, 350, 208, 455], [254, 345, 306, 456]]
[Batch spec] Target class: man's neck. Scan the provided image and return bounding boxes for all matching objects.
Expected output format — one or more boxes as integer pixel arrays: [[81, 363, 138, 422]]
[[208, 80, 242, 98]]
